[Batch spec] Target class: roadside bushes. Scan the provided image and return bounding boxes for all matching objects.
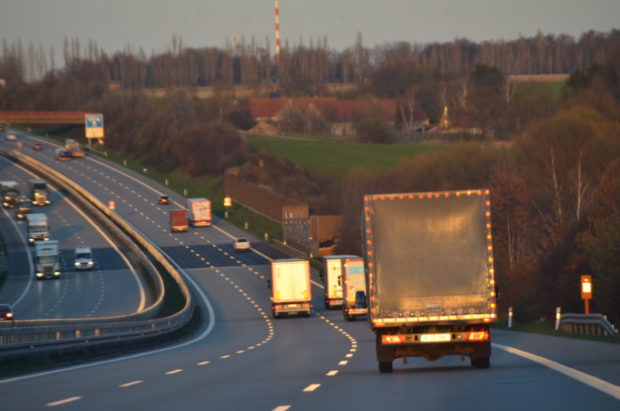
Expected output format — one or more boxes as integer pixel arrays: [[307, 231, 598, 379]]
[[102, 91, 250, 177]]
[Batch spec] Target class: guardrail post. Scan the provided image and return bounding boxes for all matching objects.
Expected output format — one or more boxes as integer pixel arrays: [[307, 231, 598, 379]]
[[555, 307, 561, 331], [508, 306, 513, 328]]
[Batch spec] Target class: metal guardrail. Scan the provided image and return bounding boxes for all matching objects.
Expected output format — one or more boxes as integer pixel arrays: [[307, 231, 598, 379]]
[[560, 313, 619, 338], [0, 149, 195, 355]]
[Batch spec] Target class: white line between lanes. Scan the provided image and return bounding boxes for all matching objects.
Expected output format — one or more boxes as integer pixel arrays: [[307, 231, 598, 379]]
[[493, 343, 620, 400], [119, 380, 143, 388], [272, 406, 291, 411], [46, 396, 82, 407], [303, 384, 320, 392]]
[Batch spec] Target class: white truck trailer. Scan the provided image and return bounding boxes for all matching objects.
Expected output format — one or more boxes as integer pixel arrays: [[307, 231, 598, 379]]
[[34, 240, 61, 279], [26, 213, 49, 244], [321, 255, 358, 309], [270, 259, 312, 318], [364, 189, 497, 372], [187, 198, 211, 227]]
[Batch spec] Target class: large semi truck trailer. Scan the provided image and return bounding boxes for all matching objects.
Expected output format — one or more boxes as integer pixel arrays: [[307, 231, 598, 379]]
[[363, 189, 497, 372]]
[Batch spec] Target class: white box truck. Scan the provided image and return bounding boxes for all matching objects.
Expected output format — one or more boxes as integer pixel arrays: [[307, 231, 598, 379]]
[[26, 213, 49, 244], [321, 255, 358, 309], [187, 198, 211, 227], [34, 240, 61, 279], [270, 259, 312, 318]]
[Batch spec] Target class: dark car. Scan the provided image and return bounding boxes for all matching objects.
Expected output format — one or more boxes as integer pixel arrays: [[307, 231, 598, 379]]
[[15, 203, 32, 220], [56, 149, 71, 160], [0, 304, 14, 321], [158, 195, 170, 205], [32, 143, 43, 150]]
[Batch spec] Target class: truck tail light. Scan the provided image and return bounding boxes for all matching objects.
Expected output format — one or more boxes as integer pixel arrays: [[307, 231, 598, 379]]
[[382, 334, 406, 345], [467, 331, 489, 341]]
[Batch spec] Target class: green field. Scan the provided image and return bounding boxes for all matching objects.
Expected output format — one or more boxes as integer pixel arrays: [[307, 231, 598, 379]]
[[545, 81, 566, 101], [245, 135, 446, 178]]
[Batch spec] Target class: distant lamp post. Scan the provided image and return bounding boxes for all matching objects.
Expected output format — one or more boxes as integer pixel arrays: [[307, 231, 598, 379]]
[[580, 275, 593, 314], [224, 196, 232, 218]]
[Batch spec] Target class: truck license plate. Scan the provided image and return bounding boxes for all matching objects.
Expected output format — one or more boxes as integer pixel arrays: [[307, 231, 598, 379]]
[[420, 333, 451, 343]]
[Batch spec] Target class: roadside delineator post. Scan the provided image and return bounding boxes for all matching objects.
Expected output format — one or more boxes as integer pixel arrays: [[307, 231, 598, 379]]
[[555, 307, 561, 331], [580, 275, 593, 314], [508, 307, 513, 328]]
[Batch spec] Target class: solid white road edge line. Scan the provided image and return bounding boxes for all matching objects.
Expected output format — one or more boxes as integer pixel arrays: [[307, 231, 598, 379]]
[[492, 343, 620, 400]]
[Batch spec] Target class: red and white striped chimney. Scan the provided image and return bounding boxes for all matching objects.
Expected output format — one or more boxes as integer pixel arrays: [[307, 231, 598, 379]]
[[274, 0, 281, 65]]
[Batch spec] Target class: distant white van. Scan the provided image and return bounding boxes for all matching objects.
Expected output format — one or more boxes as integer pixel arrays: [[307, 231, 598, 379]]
[[74, 246, 94, 270]]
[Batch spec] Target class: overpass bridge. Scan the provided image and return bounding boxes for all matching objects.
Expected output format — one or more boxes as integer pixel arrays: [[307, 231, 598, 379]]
[[0, 111, 91, 124]]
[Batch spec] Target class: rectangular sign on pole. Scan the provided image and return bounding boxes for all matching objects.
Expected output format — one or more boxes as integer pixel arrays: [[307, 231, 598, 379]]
[[84, 113, 104, 139]]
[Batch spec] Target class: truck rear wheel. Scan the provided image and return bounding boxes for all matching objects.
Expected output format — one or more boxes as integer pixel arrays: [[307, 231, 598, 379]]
[[343, 311, 352, 321], [324, 299, 331, 310], [471, 356, 490, 369], [378, 361, 393, 373]]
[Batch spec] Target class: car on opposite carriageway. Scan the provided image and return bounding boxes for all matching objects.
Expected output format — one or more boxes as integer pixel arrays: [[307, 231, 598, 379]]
[[0, 304, 14, 321]]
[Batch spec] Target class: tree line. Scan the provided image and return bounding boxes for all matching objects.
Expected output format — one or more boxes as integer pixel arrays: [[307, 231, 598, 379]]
[[2, 30, 619, 88]]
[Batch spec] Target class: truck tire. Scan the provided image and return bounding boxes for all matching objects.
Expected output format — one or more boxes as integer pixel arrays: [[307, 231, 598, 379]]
[[343, 311, 352, 321], [471, 356, 490, 369], [324, 299, 331, 310], [378, 361, 393, 373], [272, 308, 280, 319]]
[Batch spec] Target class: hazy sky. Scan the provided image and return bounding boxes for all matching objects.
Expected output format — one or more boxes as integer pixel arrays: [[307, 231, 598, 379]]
[[1, 0, 619, 57]]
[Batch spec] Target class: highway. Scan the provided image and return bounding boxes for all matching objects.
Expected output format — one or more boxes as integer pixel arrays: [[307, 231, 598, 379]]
[[0, 130, 619, 410], [0, 149, 146, 319]]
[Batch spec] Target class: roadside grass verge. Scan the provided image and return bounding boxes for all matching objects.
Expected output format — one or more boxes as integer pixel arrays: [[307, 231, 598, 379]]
[[492, 317, 620, 344], [92, 148, 283, 242]]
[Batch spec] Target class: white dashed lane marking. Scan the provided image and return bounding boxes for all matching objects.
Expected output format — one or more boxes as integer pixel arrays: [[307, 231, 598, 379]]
[[303, 384, 321, 392], [119, 380, 143, 388], [46, 396, 82, 407]]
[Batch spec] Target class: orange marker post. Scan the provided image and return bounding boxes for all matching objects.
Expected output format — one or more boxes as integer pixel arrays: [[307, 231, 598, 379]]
[[580, 275, 592, 314]]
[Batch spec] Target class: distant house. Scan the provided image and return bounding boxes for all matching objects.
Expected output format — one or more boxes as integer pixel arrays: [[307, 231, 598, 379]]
[[243, 97, 400, 136]]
